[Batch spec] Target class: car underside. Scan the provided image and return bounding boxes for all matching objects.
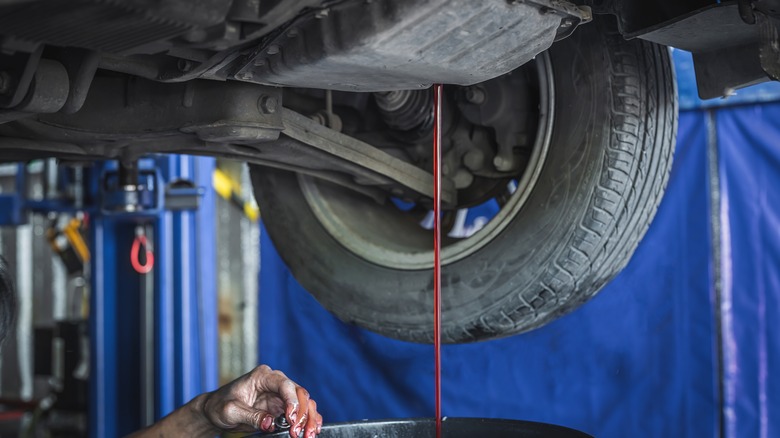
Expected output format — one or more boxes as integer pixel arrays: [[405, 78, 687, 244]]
[[0, 0, 778, 343]]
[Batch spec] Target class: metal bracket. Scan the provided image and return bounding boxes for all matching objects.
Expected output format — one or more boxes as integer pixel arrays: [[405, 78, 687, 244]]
[[734, 0, 780, 81], [101, 170, 156, 213], [758, 12, 780, 80], [504, 0, 591, 40], [739, 0, 757, 24], [0, 47, 43, 108], [0, 159, 205, 225], [102, 163, 204, 214], [281, 108, 457, 206], [164, 179, 205, 211]]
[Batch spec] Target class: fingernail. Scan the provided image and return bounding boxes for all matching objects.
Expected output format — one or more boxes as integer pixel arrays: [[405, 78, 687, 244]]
[[261, 415, 273, 430], [294, 425, 302, 437], [317, 424, 322, 433]]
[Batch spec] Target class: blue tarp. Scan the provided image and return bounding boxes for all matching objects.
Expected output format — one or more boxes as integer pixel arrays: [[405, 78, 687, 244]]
[[717, 104, 780, 438], [258, 104, 780, 437]]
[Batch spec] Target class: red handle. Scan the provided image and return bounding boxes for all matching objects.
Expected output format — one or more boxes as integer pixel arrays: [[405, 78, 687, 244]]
[[130, 234, 154, 274]]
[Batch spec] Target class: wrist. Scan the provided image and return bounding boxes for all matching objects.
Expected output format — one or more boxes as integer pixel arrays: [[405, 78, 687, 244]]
[[188, 392, 221, 435]]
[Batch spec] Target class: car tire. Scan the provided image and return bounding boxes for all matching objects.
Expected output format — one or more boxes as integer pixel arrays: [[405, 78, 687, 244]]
[[250, 17, 677, 343]]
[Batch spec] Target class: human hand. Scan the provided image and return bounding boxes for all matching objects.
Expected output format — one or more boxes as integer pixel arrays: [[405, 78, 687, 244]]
[[201, 365, 322, 437]]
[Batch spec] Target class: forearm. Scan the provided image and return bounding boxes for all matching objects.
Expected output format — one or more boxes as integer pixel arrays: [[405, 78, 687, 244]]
[[126, 393, 219, 438]]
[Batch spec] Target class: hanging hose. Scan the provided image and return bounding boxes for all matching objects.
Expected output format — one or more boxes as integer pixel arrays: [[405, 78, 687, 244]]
[[130, 227, 154, 274]]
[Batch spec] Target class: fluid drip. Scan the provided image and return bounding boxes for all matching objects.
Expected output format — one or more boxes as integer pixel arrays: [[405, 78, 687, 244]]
[[432, 83, 443, 438]]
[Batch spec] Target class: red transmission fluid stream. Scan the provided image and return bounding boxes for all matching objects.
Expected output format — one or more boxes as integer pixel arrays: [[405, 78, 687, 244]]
[[432, 83, 443, 438]]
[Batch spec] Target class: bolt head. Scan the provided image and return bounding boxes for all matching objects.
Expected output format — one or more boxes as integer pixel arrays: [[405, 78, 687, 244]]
[[183, 29, 208, 43], [463, 150, 485, 171], [258, 95, 279, 114], [452, 169, 474, 189], [494, 156, 512, 171], [464, 86, 486, 104], [0, 71, 10, 95], [177, 59, 194, 72], [310, 113, 327, 126]]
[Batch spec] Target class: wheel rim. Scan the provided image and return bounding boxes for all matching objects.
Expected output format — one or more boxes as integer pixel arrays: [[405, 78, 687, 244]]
[[300, 53, 555, 270]]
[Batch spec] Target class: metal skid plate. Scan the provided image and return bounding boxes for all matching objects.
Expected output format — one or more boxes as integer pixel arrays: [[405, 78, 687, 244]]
[[235, 0, 588, 91]]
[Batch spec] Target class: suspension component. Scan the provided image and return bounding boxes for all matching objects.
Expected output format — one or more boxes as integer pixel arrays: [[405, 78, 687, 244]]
[[374, 89, 433, 134]]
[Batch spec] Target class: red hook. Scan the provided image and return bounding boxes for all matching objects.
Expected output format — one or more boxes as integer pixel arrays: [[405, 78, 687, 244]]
[[130, 232, 154, 274]]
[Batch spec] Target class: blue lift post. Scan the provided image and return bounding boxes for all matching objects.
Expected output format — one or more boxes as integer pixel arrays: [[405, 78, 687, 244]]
[[151, 155, 219, 420], [90, 155, 218, 436], [0, 155, 218, 437]]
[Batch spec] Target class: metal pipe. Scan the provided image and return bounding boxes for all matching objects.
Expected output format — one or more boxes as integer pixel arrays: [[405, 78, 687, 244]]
[[141, 223, 156, 427], [15, 223, 33, 400], [118, 160, 139, 188]]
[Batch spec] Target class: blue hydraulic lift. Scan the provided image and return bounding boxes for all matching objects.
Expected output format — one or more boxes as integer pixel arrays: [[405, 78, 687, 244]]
[[0, 155, 219, 436], [89, 155, 219, 436]]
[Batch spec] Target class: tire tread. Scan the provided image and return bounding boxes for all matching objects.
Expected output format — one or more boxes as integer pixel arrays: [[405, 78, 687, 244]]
[[446, 22, 678, 342]]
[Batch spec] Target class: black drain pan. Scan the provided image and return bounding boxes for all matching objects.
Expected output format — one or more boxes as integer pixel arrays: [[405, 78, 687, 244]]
[[256, 417, 592, 438]]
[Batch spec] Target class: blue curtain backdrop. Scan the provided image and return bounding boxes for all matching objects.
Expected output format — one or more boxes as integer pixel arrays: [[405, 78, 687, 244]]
[[257, 73, 780, 437], [716, 104, 780, 438]]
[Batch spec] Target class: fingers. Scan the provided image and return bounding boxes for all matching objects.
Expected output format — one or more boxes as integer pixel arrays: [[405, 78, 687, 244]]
[[260, 413, 276, 432], [253, 365, 299, 415], [289, 386, 310, 437], [249, 365, 322, 437], [288, 387, 323, 438], [221, 400, 277, 433], [304, 399, 323, 438]]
